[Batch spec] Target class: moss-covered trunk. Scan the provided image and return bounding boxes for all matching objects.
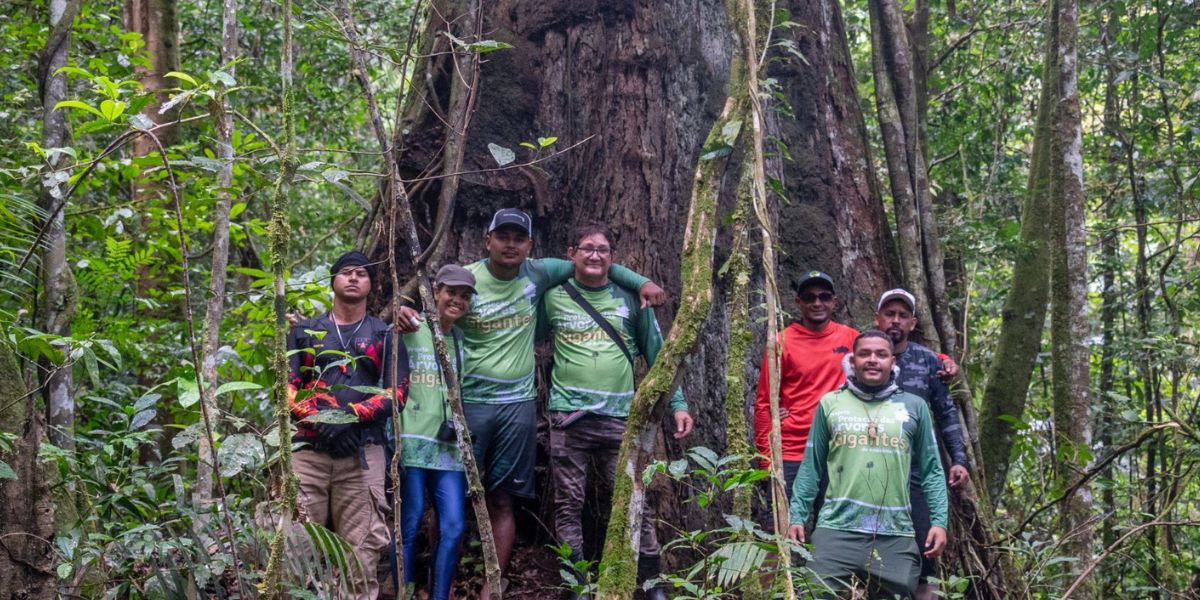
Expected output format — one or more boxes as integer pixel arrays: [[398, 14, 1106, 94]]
[[977, 2, 1058, 501], [0, 342, 56, 599]]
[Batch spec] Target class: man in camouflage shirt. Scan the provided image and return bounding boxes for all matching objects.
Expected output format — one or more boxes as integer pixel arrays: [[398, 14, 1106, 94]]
[[875, 289, 970, 599]]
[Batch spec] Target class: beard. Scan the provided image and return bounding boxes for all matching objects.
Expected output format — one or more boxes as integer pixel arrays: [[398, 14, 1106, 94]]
[[886, 328, 906, 344]]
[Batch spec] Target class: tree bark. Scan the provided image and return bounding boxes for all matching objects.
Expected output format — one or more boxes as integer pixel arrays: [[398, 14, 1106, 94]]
[[124, 0, 180, 159], [1046, 0, 1094, 593], [0, 343, 56, 600], [770, 0, 895, 321], [196, 0, 238, 506]]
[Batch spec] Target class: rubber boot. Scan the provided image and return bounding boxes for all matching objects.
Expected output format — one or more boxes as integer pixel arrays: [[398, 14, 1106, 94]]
[[637, 554, 669, 600], [566, 551, 590, 600]]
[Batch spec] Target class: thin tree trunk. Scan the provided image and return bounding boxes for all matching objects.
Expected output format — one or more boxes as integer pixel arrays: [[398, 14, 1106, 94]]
[[38, 0, 80, 456], [741, 0, 795, 595], [1047, 0, 1094, 593], [260, 0, 301, 595], [724, 168, 754, 525], [977, 4, 1058, 500], [124, 0, 179, 159], [196, 0, 238, 507], [1097, 5, 1121, 558]]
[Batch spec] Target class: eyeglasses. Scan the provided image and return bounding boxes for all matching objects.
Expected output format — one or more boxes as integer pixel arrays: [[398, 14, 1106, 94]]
[[575, 246, 612, 257], [799, 291, 834, 303]]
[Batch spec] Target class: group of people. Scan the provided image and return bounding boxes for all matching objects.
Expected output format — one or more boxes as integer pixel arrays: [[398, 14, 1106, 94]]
[[286, 209, 686, 600], [284, 207, 972, 600], [758, 272, 971, 599]]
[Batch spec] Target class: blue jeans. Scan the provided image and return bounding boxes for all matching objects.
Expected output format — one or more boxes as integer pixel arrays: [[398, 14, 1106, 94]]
[[401, 467, 466, 600]]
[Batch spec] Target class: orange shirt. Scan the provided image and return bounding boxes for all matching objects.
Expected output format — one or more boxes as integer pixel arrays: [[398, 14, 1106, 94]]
[[754, 321, 859, 463]]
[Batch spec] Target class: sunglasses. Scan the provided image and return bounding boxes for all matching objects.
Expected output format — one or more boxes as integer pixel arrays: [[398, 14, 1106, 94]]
[[799, 291, 834, 303]]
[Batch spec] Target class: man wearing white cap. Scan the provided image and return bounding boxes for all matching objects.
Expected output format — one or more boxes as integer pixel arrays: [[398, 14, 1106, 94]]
[[875, 288, 970, 600]]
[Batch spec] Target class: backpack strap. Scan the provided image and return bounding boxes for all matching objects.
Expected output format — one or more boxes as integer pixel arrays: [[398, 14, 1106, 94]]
[[561, 282, 634, 365]]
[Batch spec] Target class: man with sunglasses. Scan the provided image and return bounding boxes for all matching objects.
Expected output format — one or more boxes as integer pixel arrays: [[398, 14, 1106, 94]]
[[754, 270, 859, 498]]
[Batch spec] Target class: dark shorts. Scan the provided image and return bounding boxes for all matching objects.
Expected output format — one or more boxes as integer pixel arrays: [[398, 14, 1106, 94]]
[[803, 528, 920, 599], [463, 400, 537, 499]]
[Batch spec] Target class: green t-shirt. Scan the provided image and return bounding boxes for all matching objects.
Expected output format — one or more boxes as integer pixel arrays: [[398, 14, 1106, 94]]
[[398, 325, 462, 471], [543, 279, 686, 417], [789, 383, 948, 536], [458, 258, 649, 404]]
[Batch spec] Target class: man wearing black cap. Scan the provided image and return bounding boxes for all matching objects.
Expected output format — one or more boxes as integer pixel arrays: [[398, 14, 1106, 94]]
[[754, 270, 860, 497], [287, 250, 409, 599], [875, 288, 970, 600], [398, 208, 665, 600]]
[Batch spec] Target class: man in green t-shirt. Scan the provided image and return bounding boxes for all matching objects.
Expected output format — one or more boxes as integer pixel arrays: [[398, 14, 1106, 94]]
[[398, 209, 665, 599], [543, 224, 692, 599], [788, 330, 948, 599]]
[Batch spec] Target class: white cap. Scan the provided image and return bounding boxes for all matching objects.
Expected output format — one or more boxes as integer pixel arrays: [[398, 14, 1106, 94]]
[[877, 288, 916, 312]]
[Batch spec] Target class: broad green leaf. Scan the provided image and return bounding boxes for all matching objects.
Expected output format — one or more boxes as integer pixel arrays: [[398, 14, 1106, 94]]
[[467, 40, 514, 53], [165, 71, 198, 87], [208, 70, 237, 87], [177, 377, 200, 408], [54, 66, 92, 78], [99, 99, 126, 121], [303, 410, 359, 425], [215, 381, 263, 396], [218, 433, 264, 477], [0, 461, 15, 480], [54, 100, 104, 119], [537, 136, 558, 148], [487, 143, 515, 166], [129, 409, 156, 431]]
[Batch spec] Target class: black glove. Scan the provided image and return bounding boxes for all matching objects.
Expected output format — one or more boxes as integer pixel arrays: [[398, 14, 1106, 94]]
[[314, 422, 361, 458]]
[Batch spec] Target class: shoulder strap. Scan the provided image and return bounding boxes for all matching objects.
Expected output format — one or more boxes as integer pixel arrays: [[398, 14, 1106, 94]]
[[561, 282, 634, 365], [441, 327, 465, 422]]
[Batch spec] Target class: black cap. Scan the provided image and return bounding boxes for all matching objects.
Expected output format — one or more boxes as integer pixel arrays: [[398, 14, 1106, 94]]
[[794, 270, 834, 293], [330, 250, 375, 285], [487, 208, 533, 236]]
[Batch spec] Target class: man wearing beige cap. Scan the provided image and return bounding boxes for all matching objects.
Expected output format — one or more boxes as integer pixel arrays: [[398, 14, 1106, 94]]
[[875, 288, 970, 600]]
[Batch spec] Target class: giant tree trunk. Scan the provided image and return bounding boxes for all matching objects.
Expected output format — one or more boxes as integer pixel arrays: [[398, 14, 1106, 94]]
[[390, 0, 895, 582], [769, 0, 895, 321]]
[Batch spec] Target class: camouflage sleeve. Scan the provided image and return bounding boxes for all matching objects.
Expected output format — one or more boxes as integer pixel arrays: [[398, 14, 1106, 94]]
[[927, 354, 970, 468]]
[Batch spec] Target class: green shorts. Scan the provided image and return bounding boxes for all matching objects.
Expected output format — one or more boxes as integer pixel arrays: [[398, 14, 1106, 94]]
[[463, 400, 537, 499], [801, 527, 920, 599]]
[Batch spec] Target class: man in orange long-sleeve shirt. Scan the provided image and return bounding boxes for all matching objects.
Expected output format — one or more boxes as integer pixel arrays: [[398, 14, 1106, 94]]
[[754, 270, 859, 497]]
